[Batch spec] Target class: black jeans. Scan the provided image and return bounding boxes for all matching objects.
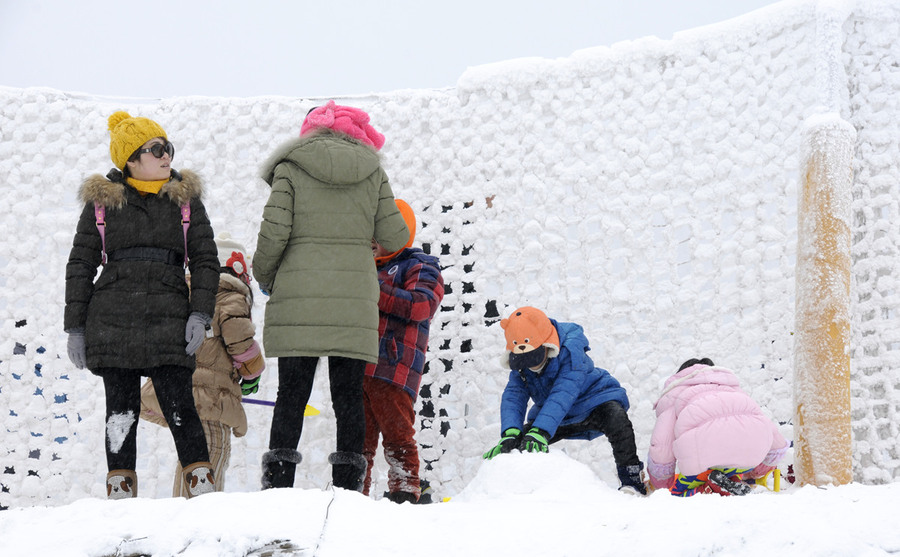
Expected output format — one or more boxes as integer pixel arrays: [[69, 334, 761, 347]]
[[269, 356, 366, 455], [99, 366, 209, 471], [534, 400, 642, 469]]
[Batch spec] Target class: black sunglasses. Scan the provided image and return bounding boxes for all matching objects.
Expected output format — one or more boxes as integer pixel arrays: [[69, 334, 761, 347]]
[[136, 140, 175, 159]]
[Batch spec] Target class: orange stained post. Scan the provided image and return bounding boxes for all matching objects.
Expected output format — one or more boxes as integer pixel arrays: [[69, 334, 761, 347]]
[[793, 116, 855, 487]]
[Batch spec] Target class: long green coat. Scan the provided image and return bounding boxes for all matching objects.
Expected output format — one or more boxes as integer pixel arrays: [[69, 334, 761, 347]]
[[64, 170, 219, 372], [253, 132, 410, 363]]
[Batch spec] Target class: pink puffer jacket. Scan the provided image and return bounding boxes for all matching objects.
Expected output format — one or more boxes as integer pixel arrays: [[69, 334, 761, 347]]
[[647, 364, 787, 488]]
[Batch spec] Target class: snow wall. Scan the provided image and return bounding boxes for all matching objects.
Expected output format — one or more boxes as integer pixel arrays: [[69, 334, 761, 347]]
[[2, 0, 899, 508]]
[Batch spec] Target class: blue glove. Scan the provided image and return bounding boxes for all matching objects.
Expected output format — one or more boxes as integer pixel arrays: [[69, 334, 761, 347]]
[[185, 312, 212, 355], [520, 427, 550, 453], [240, 375, 261, 396], [67, 330, 86, 370], [483, 428, 522, 460]]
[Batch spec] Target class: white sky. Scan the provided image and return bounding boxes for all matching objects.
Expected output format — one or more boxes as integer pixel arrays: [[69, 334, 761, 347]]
[[1, 0, 779, 99]]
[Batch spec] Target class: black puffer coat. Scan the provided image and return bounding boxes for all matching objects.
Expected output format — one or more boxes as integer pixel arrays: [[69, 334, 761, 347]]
[[64, 169, 219, 372]]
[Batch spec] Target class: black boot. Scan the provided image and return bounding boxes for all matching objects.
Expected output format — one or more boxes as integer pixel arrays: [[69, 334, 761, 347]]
[[617, 463, 648, 496], [384, 490, 418, 504], [261, 449, 302, 490], [417, 479, 434, 504], [328, 451, 367, 492]]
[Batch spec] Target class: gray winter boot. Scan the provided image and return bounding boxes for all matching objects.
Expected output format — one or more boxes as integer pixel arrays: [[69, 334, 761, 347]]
[[106, 469, 137, 500], [261, 449, 303, 490], [183, 461, 216, 498], [328, 451, 367, 492]]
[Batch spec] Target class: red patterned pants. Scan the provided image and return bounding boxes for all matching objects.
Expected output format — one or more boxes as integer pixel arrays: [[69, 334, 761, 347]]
[[362, 376, 420, 499]]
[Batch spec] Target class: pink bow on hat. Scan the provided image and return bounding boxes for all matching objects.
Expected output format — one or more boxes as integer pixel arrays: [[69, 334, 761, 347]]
[[300, 100, 385, 150]]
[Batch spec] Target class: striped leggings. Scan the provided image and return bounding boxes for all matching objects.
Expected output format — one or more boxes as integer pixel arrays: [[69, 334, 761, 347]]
[[172, 420, 232, 498], [670, 467, 751, 497]]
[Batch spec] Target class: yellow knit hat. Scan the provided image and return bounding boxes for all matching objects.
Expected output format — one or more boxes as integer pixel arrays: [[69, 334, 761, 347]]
[[107, 111, 167, 169]]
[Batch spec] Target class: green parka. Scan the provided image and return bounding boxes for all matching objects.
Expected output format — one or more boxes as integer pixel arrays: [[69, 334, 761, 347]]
[[64, 169, 219, 372], [253, 131, 409, 363]]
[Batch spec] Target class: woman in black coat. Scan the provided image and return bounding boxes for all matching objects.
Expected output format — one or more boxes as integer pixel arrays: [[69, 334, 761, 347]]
[[64, 111, 220, 499]]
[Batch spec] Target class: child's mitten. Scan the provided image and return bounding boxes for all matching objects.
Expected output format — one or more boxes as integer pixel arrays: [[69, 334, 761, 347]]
[[240, 376, 261, 396], [234, 341, 265, 379], [520, 427, 550, 453], [483, 428, 522, 460]]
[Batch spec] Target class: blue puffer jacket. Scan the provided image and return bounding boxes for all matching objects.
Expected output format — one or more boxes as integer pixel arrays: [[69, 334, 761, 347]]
[[499, 320, 629, 439]]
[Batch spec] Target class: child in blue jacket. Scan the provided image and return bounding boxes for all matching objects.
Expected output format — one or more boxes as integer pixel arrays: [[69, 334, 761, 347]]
[[483, 306, 646, 495]]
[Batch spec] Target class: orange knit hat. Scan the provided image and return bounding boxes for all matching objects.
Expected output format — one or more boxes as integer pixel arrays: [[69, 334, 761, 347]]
[[500, 307, 560, 369], [374, 199, 415, 266]]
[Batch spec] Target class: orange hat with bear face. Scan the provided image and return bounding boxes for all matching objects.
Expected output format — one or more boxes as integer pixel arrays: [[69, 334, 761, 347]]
[[500, 306, 560, 370]]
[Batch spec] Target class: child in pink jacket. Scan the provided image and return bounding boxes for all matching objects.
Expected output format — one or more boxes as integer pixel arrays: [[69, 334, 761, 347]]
[[647, 358, 788, 496]]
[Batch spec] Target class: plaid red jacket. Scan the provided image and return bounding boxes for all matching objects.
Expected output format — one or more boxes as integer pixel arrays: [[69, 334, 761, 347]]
[[365, 248, 444, 400]]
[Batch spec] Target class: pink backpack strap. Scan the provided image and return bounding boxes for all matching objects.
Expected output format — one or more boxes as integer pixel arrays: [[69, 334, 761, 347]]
[[93, 202, 191, 267], [181, 203, 191, 266], [93, 202, 107, 265]]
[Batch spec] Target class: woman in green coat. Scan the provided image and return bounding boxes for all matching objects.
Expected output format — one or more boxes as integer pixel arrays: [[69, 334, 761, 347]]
[[254, 101, 409, 491]]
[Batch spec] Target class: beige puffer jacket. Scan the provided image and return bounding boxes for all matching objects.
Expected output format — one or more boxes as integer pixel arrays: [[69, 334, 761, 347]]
[[141, 273, 259, 436]]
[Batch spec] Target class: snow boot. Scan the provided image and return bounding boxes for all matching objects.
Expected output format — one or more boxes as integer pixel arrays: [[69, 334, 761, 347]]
[[617, 463, 648, 496], [183, 461, 216, 498], [106, 469, 137, 500], [705, 469, 752, 496], [384, 490, 418, 504], [328, 451, 367, 492], [417, 479, 434, 504], [261, 449, 303, 490]]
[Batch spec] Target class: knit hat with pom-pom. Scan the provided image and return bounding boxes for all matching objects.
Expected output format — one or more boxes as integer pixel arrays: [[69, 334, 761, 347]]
[[300, 100, 385, 150], [108, 111, 167, 169], [215, 232, 251, 285]]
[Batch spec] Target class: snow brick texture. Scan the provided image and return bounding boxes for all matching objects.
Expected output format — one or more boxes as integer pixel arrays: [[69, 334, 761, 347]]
[[1, 0, 899, 508]]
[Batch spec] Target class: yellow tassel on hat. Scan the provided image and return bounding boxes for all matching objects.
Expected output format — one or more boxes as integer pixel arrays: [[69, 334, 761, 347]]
[[108, 111, 167, 170]]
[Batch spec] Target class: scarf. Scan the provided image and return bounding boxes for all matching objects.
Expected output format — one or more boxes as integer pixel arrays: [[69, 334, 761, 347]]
[[126, 177, 167, 196]]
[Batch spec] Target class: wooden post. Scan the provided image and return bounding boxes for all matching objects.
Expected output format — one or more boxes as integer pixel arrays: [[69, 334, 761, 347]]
[[793, 115, 855, 486]]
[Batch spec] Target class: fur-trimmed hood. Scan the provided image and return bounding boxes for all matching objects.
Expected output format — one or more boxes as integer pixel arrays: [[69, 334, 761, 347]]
[[218, 271, 253, 306], [78, 169, 204, 209]]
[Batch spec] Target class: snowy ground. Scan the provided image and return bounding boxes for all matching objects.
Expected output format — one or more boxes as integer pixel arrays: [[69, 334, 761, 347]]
[[1, 452, 898, 557], [2, 1, 900, 554]]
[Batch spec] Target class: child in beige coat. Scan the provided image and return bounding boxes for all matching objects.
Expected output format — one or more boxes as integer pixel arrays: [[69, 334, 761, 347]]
[[141, 234, 265, 496]]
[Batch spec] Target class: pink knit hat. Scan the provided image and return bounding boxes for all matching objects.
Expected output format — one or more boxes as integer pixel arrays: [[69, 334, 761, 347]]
[[300, 100, 385, 150]]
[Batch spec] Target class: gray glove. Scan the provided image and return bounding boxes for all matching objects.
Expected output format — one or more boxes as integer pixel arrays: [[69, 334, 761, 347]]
[[185, 312, 212, 355], [67, 330, 86, 370]]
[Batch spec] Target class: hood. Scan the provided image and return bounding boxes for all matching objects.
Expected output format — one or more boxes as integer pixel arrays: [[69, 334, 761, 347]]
[[219, 271, 252, 296], [653, 364, 741, 409], [78, 169, 204, 209], [260, 133, 381, 187], [384, 247, 440, 269]]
